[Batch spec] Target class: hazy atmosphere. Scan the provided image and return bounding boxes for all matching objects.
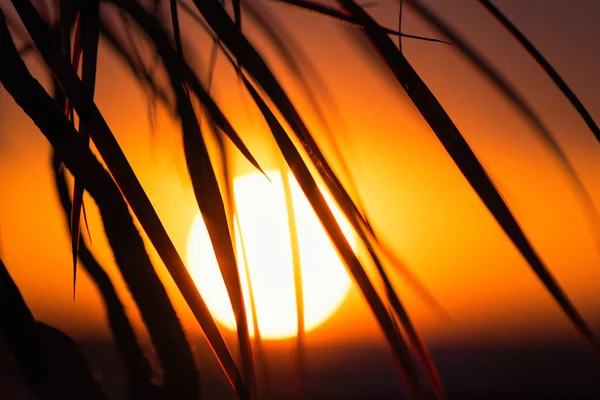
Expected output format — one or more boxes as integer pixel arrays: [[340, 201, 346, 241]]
[[1, 0, 600, 398]]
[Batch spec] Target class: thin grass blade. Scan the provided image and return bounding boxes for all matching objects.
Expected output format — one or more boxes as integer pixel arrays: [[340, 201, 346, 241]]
[[53, 155, 157, 397], [6, 4, 249, 396], [276, 0, 451, 44], [191, 0, 374, 249], [243, 76, 423, 398], [339, 0, 600, 353], [194, 0, 447, 322], [404, 0, 600, 257], [70, 0, 100, 300], [244, 2, 368, 218], [281, 165, 306, 399], [196, 4, 447, 372], [177, 77, 257, 400], [69, 10, 83, 299], [398, 0, 403, 50], [109, 1, 256, 396], [477, 0, 600, 144], [235, 212, 270, 399]]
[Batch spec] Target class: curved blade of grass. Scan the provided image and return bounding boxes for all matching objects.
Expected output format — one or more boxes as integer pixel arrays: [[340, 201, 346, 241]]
[[102, 7, 264, 178], [58, 0, 78, 58], [53, 155, 157, 396], [193, 0, 447, 323], [107, 3, 257, 396], [339, 0, 600, 352], [243, 75, 423, 399], [109, 1, 266, 179], [206, 11, 449, 384], [405, 0, 600, 257], [477, 0, 600, 144], [189, 0, 387, 253], [5, 5, 249, 396], [235, 211, 270, 399], [57, 6, 82, 281], [177, 75, 257, 400], [398, 0, 403, 50], [281, 165, 307, 399], [276, 0, 451, 44], [70, 0, 100, 300], [141, 5, 266, 178], [244, 2, 369, 219], [69, 11, 83, 300], [79, 0, 100, 240], [198, 1, 448, 357], [209, 4, 445, 376], [191, 0, 375, 250], [6, 13, 202, 400]]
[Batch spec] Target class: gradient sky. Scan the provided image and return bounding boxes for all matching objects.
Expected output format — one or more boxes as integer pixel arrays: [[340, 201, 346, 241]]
[[0, 0, 599, 352]]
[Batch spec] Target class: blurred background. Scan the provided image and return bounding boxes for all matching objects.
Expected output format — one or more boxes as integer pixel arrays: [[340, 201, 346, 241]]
[[1, 0, 600, 398]]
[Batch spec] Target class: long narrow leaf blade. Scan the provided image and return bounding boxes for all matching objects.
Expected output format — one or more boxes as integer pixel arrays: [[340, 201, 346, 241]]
[[243, 76, 423, 398], [6, 4, 249, 396], [404, 0, 600, 256], [192, 0, 447, 322], [192, 7, 447, 387], [276, 0, 451, 44], [70, 11, 83, 299], [106, 3, 256, 396], [339, 0, 600, 352], [478, 0, 600, 144]]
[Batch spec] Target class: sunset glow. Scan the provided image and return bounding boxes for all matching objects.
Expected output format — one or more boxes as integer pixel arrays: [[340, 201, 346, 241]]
[[186, 171, 355, 339]]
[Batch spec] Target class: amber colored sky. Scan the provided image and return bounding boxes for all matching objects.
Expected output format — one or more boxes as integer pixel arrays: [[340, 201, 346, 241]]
[[0, 0, 599, 349]]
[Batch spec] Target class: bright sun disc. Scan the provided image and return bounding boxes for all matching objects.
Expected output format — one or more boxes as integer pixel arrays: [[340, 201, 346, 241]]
[[186, 171, 354, 340]]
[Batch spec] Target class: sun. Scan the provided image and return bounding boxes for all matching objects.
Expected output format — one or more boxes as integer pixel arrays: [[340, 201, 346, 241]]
[[186, 171, 354, 340]]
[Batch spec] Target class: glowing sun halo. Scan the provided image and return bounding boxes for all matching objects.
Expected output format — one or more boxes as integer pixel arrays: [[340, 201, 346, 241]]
[[186, 171, 354, 340]]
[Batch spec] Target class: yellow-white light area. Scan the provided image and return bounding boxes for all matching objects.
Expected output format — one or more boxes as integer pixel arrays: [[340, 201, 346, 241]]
[[186, 171, 354, 340]]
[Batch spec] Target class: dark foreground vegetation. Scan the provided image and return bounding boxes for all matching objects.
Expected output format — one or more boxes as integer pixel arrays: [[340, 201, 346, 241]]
[[1, 0, 599, 398]]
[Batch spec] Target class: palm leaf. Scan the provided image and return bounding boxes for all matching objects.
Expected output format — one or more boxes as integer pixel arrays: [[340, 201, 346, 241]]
[[4, 4, 247, 396], [405, 0, 600, 256], [106, 2, 260, 396], [190, 0, 378, 272], [337, 0, 600, 353], [218, 1, 450, 323], [194, 4, 446, 392]]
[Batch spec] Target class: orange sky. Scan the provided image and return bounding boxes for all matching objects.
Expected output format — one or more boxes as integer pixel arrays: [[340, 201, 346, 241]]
[[1, 0, 599, 352]]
